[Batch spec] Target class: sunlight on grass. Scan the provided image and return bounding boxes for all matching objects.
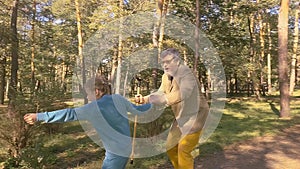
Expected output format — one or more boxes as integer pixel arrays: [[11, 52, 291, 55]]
[[237, 130, 261, 138], [199, 95, 300, 158]]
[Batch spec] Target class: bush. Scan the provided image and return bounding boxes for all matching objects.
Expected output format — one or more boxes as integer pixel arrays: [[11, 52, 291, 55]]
[[2, 143, 57, 169]]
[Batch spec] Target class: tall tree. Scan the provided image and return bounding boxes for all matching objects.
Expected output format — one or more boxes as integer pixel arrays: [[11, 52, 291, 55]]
[[278, 0, 290, 117], [7, 0, 24, 159], [115, 0, 125, 94], [258, 6, 266, 94], [8, 0, 19, 115], [75, 0, 87, 103], [267, 22, 273, 94], [151, 0, 169, 90], [30, 0, 36, 91], [0, 52, 6, 104], [0, 22, 9, 104], [193, 0, 200, 74], [152, 0, 164, 48], [290, 3, 299, 95], [0, 1, 11, 104], [157, 0, 169, 58], [248, 14, 260, 98]]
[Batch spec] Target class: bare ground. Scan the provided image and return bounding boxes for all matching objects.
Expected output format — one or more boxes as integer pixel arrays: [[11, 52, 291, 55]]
[[158, 124, 300, 169], [195, 124, 300, 169]]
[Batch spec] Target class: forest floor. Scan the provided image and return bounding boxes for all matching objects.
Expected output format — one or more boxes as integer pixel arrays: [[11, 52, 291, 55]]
[[157, 124, 300, 169]]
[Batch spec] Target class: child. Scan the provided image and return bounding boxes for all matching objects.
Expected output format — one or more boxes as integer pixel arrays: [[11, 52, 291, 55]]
[[24, 75, 152, 169]]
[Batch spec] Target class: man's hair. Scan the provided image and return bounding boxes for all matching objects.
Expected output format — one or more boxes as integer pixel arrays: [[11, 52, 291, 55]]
[[85, 75, 111, 95], [160, 48, 180, 59]]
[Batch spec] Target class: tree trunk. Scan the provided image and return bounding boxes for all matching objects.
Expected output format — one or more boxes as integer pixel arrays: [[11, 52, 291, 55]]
[[247, 16, 253, 97], [289, 5, 299, 95], [297, 21, 300, 84], [8, 0, 19, 158], [278, 0, 290, 118], [75, 0, 87, 103], [0, 54, 5, 104], [8, 0, 19, 104], [157, 0, 168, 57], [267, 22, 272, 94], [258, 12, 265, 89], [152, 0, 169, 90], [183, 45, 188, 65], [30, 0, 36, 92], [110, 48, 117, 92], [152, 0, 164, 48], [114, 0, 125, 94], [115, 26, 123, 94], [193, 0, 200, 73], [0, 25, 7, 103], [248, 15, 260, 98]]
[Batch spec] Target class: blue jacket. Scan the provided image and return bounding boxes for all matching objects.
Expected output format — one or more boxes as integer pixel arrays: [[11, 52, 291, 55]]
[[37, 94, 152, 157]]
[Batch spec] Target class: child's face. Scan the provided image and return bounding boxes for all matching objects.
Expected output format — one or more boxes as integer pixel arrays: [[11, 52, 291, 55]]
[[85, 88, 103, 101], [85, 88, 96, 101]]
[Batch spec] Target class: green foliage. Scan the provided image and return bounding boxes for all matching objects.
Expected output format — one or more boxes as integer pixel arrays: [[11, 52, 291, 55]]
[[1, 157, 19, 169], [1, 143, 57, 169], [20, 143, 57, 169], [0, 85, 71, 167]]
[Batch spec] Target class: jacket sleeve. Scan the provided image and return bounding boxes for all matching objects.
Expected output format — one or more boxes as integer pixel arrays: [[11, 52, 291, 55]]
[[142, 74, 169, 104], [37, 108, 78, 123], [113, 94, 152, 115], [128, 102, 152, 115]]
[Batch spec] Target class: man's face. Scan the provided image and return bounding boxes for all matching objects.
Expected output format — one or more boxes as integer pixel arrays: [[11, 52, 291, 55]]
[[160, 54, 179, 76]]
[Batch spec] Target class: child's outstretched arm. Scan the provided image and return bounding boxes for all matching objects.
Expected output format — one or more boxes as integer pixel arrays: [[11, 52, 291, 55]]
[[23, 108, 78, 124]]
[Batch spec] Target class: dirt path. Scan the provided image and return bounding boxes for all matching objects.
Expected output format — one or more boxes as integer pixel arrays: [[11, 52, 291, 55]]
[[194, 124, 300, 169]]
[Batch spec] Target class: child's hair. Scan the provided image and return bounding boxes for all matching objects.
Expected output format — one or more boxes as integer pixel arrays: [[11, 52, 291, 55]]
[[85, 75, 111, 95]]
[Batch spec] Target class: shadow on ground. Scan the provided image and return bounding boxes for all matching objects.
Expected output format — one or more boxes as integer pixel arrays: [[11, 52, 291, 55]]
[[195, 124, 300, 169]]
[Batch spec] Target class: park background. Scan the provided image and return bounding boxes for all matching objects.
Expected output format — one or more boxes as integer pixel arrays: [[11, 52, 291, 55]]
[[0, 0, 300, 168]]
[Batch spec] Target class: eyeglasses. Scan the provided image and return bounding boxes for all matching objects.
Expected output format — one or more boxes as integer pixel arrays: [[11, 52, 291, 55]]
[[160, 56, 175, 65]]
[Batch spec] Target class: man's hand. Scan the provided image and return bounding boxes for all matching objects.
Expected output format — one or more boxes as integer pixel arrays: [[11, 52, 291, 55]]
[[135, 94, 145, 104], [24, 113, 37, 125], [149, 94, 167, 105]]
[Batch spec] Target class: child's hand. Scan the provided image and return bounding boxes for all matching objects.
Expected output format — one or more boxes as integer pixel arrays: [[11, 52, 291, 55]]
[[135, 94, 145, 104], [24, 113, 37, 125]]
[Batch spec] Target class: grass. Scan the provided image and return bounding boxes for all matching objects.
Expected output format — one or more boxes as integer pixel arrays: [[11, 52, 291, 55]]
[[1, 90, 300, 168], [201, 101, 299, 152], [197, 90, 300, 158]]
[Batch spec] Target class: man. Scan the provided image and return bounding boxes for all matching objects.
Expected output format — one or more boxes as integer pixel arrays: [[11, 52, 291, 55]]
[[137, 48, 209, 169]]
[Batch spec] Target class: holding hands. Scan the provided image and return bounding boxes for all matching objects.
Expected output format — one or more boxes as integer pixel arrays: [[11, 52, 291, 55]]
[[135, 94, 145, 104], [135, 93, 167, 105], [24, 113, 37, 125]]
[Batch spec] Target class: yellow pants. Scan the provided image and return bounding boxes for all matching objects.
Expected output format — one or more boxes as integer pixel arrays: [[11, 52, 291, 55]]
[[166, 129, 201, 169]]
